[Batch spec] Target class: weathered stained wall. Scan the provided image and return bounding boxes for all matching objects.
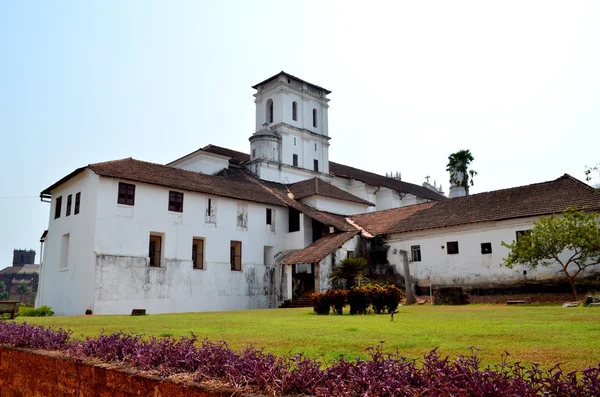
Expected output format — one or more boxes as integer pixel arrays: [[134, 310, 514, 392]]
[[0, 347, 254, 397], [387, 216, 600, 291]]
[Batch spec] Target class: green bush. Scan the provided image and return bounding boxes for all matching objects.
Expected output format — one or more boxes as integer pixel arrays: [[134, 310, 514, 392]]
[[18, 305, 54, 317], [310, 292, 330, 315], [325, 289, 347, 315]]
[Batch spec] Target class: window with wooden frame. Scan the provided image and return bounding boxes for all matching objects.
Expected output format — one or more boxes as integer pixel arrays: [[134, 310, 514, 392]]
[[168, 191, 184, 212], [54, 196, 62, 219], [118, 182, 136, 206], [148, 234, 162, 267], [66, 194, 72, 216], [481, 242, 492, 254], [313, 159, 319, 172], [74, 192, 81, 215], [411, 245, 422, 262], [447, 241, 459, 255], [230, 241, 242, 271], [192, 238, 204, 269]]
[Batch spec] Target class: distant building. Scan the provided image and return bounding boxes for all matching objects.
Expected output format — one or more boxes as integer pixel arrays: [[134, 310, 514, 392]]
[[1, 249, 39, 303]]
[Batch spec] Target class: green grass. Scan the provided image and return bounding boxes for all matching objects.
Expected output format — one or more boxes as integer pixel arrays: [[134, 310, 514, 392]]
[[19, 304, 600, 371]]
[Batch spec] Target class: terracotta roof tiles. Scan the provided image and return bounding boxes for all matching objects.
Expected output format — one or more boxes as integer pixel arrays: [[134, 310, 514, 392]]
[[282, 231, 359, 265], [350, 174, 600, 236], [287, 177, 375, 206]]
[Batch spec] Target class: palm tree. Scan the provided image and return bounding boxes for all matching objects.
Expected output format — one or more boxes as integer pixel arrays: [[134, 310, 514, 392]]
[[446, 149, 478, 196], [0, 281, 9, 301]]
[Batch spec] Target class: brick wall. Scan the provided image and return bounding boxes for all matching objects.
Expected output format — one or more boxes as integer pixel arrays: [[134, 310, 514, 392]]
[[0, 347, 257, 396]]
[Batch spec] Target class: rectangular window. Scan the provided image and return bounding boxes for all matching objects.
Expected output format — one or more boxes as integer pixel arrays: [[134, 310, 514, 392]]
[[447, 241, 459, 255], [347, 250, 354, 259], [266, 208, 272, 225], [66, 194, 72, 217], [481, 242, 492, 254], [149, 234, 162, 267], [74, 192, 81, 215], [118, 182, 136, 206], [237, 203, 248, 229], [516, 230, 530, 242], [313, 159, 319, 172], [168, 191, 184, 212], [266, 208, 275, 232], [289, 207, 301, 232], [293, 154, 298, 167], [314, 143, 317, 151], [294, 137, 296, 146], [411, 245, 422, 262], [230, 241, 242, 271], [192, 238, 204, 269], [205, 198, 217, 224], [60, 233, 70, 269], [55, 196, 62, 219]]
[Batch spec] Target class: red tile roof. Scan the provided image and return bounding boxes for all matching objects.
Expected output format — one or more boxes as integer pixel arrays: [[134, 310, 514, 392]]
[[287, 177, 375, 207], [200, 144, 447, 202], [328, 161, 447, 201], [41, 158, 284, 206], [282, 231, 359, 265], [350, 174, 600, 236]]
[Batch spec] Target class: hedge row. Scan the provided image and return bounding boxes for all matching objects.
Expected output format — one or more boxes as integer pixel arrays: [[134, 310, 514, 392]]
[[1, 321, 599, 396], [311, 284, 405, 315]]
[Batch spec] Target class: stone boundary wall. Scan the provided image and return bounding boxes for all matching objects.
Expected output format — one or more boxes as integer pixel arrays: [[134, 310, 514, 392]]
[[0, 346, 259, 397]]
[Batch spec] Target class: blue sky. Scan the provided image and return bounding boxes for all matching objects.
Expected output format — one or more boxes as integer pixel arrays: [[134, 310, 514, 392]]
[[1, 1, 599, 266]]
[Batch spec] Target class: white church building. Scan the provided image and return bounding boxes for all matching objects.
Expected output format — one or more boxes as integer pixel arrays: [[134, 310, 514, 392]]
[[36, 72, 600, 315]]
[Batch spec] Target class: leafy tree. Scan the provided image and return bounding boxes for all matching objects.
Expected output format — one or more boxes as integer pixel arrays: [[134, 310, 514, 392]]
[[329, 257, 368, 289], [16, 284, 30, 302], [502, 208, 600, 300], [446, 149, 478, 195]]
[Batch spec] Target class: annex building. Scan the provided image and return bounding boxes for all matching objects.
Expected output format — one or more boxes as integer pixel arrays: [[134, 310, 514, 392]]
[[36, 72, 600, 315]]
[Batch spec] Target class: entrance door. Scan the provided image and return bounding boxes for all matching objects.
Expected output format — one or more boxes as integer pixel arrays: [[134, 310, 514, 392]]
[[292, 263, 315, 298]]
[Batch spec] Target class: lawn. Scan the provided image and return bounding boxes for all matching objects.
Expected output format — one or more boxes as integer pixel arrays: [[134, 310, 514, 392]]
[[20, 304, 600, 372]]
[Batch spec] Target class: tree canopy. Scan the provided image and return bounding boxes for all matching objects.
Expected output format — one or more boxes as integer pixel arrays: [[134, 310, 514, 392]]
[[329, 257, 368, 289], [446, 149, 478, 195], [502, 208, 600, 300]]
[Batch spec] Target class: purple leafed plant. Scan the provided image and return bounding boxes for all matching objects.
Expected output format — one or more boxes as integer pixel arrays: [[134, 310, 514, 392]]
[[1, 322, 600, 396]]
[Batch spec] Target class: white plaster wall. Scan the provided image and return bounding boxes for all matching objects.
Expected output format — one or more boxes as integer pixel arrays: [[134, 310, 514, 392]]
[[301, 196, 370, 216], [90, 178, 288, 315], [38, 170, 100, 315], [255, 161, 324, 184], [250, 137, 280, 162], [386, 217, 599, 289], [169, 152, 230, 175]]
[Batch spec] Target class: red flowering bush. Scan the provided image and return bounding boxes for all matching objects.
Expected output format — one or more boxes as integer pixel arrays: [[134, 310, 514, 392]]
[[310, 292, 330, 315], [325, 289, 347, 315]]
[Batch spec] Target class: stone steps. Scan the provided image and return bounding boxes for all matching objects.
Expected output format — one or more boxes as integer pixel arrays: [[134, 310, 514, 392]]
[[279, 295, 313, 308]]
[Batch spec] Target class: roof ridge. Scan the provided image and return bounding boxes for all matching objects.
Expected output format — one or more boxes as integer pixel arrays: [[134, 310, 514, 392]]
[[444, 173, 593, 203], [350, 200, 436, 218]]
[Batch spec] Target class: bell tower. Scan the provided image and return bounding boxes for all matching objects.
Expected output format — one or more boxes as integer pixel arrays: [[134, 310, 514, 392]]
[[250, 72, 331, 183]]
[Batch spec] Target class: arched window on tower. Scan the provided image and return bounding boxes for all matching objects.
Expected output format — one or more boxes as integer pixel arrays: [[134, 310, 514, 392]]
[[312, 108, 317, 128], [266, 99, 274, 124], [292, 102, 298, 121]]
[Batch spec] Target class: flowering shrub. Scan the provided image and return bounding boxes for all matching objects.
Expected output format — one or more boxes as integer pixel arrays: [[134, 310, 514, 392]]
[[1, 322, 600, 396], [310, 292, 330, 315], [347, 286, 372, 314], [324, 289, 347, 315]]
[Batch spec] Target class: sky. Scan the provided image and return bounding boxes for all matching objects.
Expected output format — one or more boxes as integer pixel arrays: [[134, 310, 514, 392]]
[[1, 1, 599, 266]]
